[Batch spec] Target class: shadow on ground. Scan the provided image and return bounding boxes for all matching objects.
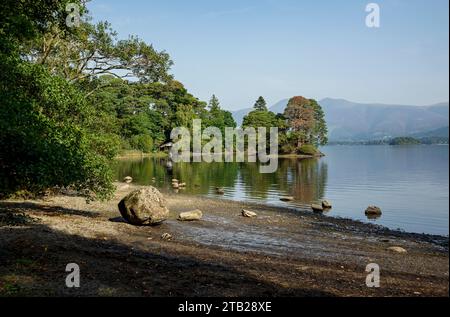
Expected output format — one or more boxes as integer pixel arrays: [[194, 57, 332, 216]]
[[0, 201, 334, 297]]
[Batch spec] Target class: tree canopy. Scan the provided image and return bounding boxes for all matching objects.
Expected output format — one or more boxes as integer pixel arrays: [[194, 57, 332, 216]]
[[0, 0, 236, 199]]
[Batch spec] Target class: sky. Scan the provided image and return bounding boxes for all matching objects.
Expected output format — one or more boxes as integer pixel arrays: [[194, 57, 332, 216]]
[[87, 0, 449, 111]]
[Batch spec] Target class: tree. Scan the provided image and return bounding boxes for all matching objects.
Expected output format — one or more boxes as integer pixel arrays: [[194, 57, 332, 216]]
[[0, 0, 118, 200], [284, 96, 328, 149], [242, 102, 280, 150], [253, 96, 268, 111], [23, 20, 174, 88]]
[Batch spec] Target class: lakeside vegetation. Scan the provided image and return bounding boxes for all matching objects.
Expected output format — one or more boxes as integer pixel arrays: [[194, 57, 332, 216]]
[[0, 0, 328, 200], [328, 136, 449, 146]]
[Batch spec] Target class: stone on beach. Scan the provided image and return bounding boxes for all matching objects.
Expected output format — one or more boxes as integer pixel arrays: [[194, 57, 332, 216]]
[[161, 233, 172, 241], [322, 200, 332, 209], [123, 176, 133, 184], [118, 187, 169, 226], [242, 209, 258, 218], [365, 206, 382, 216], [178, 209, 203, 221], [387, 246, 408, 254], [216, 187, 225, 195], [311, 204, 324, 212], [280, 196, 294, 202]]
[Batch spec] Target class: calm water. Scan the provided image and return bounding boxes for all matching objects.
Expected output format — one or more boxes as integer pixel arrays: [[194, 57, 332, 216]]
[[116, 145, 449, 236]]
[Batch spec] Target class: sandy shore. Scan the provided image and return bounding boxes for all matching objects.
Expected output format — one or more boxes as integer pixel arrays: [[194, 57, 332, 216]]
[[0, 184, 448, 297]]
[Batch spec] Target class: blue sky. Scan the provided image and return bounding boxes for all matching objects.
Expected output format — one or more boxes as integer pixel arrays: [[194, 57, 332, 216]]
[[88, 0, 449, 110]]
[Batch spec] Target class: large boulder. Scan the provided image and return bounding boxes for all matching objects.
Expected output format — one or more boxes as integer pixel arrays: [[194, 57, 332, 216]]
[[118, 187, 169, 225]]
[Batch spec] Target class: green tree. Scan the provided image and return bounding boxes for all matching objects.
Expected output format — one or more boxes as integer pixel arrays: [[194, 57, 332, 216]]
[[253, 96, 268, 111], [0, 0, 118, 200]]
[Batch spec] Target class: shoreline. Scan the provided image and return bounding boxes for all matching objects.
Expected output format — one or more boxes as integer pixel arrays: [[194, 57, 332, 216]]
[[116, 151, 324, 160], [0, 183, 448, 297]]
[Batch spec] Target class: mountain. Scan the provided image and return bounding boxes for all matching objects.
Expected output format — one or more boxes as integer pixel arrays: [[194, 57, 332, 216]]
[[319, 98, 449, 141], [412, 126, 449, 138], [231, 107, 253, 127], [231, 98, 449, 141]]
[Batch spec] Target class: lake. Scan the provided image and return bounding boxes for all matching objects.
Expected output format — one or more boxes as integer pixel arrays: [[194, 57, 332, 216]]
[[115, 145, 449, 236]]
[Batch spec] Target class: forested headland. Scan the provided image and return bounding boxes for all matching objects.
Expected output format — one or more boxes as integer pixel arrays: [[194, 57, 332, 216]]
[[0, 0, 327, 200]]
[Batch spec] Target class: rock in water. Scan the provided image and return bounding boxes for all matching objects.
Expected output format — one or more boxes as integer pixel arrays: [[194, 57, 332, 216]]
[[311, 204, 324, 212], [322, 200, 332, 209], [216, 187, 225, 195], [178, 209, 203, 221], [123, 176, 133, 184], [387, 246, 407, 254], [242, 209, 257, 218], [118, 187, 169, 225], [365, 206, 382, 216], [280, 196, 294, 202]]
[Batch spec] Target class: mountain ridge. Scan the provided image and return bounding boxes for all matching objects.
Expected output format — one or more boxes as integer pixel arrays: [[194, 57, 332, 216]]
[[231, 98, 449, 141]]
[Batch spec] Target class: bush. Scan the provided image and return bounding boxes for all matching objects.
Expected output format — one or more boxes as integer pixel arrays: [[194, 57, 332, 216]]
[[130, 134, 154, 153], [0, 58, 116, 200], [298, 144, 319, 156]]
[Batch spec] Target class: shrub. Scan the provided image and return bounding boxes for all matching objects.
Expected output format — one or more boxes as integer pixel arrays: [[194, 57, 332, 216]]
[[0, 58, 116, 200], [298, 144, 319, 156], [130, 134, 154, 153]]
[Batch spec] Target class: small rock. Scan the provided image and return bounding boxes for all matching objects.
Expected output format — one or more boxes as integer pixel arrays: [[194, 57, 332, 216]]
[[123, 176, 133, 184], [311, 204, 324, 212], [172, 183, 180, 189], [172, 179, 178, 183], [387, 246, 407, 254], [161, 233, 172, 241], [280, 196, 294, 202], [216, 187, 225, 195], [322, 200, 332, 209], [242, 209, 258, 218], [178, 209, 203, 221], [179, 183, 186, 187], [365, 206, 382, 215]]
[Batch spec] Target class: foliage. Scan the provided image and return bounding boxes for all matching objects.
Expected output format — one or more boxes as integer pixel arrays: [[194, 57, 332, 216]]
[[130, 135, 154, 153], [253, 96, 268, 111], [203, 95, 237, 142], [284, 96, 328, 148], [298, 145, 320, 156], [0, 57, 116, 199], [242, 96, 328, 155], [389, 137, 421, 145], [0, 0, 118, 199]]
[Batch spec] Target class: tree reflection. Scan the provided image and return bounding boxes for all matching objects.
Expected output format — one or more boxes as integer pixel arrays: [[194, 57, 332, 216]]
[[115, 157, 328, 204]]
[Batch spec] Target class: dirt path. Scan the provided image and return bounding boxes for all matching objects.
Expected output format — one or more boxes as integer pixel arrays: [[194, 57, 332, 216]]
[[0, 184, 448, 297]]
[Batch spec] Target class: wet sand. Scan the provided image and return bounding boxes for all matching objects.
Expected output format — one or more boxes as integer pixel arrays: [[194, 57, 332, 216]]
[[0, 184, 448, 297]]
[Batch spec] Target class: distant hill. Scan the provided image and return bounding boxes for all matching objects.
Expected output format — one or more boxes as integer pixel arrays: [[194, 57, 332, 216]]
[[319, 98, 449, 141], [411, 126, 449, 138], [232, 98, 449, 141]]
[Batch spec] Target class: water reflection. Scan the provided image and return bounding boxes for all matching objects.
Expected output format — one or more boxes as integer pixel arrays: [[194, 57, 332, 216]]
[[115, 145, 450, 235], [115, 157, 329, 207]]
